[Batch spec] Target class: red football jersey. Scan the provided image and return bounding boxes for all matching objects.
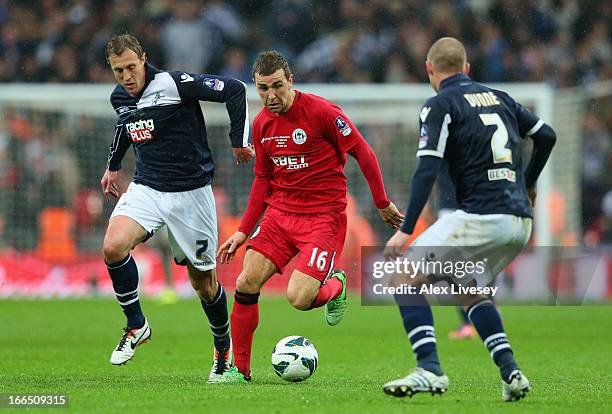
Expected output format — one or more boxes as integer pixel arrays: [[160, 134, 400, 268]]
[[252, 90, 363, 213]]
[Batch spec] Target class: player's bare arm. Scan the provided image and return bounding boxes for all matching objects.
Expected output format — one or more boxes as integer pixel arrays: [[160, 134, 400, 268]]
[[101, 169, 120, 201], [383, 229, 411, 260], [217, 231, 248, 264], [232, 144, 256, 165], [378, 202, 404, 229]]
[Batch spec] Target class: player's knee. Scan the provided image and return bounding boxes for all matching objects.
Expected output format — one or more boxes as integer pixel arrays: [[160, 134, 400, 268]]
[[102, 235, 132, 263], [188, 268, 217, 300], [286, 287, 315, 311], [235, 269, 263, 294]]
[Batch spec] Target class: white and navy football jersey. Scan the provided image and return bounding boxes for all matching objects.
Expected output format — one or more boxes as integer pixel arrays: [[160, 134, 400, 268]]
[[107, 63, 249, 192], [418, 73, 542, 218]]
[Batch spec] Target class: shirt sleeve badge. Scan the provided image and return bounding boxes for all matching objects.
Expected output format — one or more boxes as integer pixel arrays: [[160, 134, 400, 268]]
[[335, 116, 352, 136]]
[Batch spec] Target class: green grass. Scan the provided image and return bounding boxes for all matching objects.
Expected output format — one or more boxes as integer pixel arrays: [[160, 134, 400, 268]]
[[0, 297, 610, 413]]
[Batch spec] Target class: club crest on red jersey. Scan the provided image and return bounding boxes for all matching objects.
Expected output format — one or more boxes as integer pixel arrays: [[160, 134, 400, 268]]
[[292, 128, 307, 145], [335, 116, 352, 136]]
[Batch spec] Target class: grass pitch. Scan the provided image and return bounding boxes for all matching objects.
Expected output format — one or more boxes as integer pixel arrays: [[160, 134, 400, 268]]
[[1, 296, 610, 413]]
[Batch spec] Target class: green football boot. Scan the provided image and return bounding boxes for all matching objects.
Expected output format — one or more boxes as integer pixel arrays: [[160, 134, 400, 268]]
[[208, 366, 250, 384], [325, 269, 348, 326]]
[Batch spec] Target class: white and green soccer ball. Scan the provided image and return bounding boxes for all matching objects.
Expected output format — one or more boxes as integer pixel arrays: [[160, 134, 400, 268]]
[[271, 335, 318, 382]]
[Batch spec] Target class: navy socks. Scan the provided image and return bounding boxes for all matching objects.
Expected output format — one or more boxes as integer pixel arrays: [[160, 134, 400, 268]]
[[201, 282, 230, 350], [468, 300, 519, 382], [106, 254, 145, 329], [396, 293, 443, 376]]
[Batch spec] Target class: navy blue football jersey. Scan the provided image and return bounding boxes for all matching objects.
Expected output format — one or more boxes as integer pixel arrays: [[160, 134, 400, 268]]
[[437, 160, 460, 211], [107, 63, 249, 192], [418, 73, 543, 217]]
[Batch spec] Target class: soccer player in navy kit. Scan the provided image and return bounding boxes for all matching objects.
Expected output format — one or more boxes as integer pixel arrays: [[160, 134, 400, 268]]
[[383, 38, 556, 401], [437, 162, 478, 340], [100, 34, 254, 382]]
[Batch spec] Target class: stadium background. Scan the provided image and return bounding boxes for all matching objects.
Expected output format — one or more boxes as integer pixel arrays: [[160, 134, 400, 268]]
[[0, 0, 610, 299]]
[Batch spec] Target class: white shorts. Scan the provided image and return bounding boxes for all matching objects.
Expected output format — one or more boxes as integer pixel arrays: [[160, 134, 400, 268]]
[[111, 182, 218, 271], [410, 210, 532, 287]]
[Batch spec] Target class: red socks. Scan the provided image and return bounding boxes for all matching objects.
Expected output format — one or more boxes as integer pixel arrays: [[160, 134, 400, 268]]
[[309, 277, 343, 309], [231, 291, 260, 377], [231, 279, 342, 377]]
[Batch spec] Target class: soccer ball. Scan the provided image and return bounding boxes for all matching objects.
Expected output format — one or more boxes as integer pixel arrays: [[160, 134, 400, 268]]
[[271, 335, 318, 382]]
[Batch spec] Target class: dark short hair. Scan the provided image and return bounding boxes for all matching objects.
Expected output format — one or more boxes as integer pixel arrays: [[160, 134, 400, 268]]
[[252, 50, 292, 80], [106, 33, 145, 62]]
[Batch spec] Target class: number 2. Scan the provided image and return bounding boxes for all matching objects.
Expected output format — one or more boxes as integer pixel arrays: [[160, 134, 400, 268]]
[[196, 239, 208, 259], [480, 113, 512, 164]]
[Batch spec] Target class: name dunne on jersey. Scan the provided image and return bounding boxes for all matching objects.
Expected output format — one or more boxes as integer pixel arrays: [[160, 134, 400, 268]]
[[126, 119, 155, 142], [463, 92, 500, 108], [272, 155, 309, 170]]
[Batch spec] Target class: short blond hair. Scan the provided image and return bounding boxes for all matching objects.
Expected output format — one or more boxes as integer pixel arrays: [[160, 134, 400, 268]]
[[427, 37, 466, 73], [106, 33, 145, 62]]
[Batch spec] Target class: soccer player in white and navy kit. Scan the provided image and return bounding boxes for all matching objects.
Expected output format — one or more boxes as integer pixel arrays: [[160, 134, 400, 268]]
[[383, 38, 556, 401], [100, 34, 254, 382]]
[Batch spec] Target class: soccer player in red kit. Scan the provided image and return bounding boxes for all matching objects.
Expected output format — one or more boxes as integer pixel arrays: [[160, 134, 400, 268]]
[[213, 50, 404, 383]]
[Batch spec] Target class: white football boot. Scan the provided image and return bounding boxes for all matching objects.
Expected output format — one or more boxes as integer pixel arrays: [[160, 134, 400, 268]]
[[207, 340, 233, 383], [502, 370, 531, 401], [109, 319, 152, 365], [383, 367, 449, 398]]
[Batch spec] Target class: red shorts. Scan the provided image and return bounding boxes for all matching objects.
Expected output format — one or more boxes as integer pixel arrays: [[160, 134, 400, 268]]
[[247, 207, 347, 282]]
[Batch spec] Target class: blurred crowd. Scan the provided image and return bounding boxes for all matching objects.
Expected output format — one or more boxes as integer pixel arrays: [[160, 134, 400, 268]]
[[0, 0, 611, 249], [0, 0, 610, 86]]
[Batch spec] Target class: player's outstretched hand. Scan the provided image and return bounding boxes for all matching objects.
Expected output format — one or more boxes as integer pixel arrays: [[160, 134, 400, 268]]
[[383, 230, 411, 260], [101, 169, 120, 201], [378, 202, 405, 229], [528, 187, 537, 207], [232, 145, 255, 165], [217, 231, 248, 264]]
